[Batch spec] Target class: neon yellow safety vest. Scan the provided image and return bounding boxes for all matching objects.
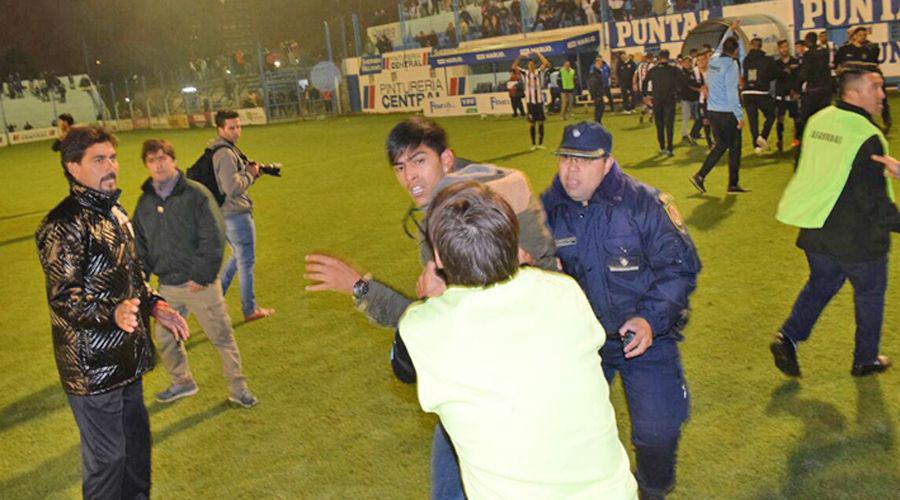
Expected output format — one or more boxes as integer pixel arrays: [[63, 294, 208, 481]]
[[777, 105, 895, 228], [560, 68, 575, 90]]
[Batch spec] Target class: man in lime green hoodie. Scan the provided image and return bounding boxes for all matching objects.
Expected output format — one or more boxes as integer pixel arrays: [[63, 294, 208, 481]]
[[773, 68, 900, 377], [400, 181, 637, 499]]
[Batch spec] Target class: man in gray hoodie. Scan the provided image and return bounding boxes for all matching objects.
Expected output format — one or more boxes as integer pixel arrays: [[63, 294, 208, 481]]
[[211, 110, 274, 323]]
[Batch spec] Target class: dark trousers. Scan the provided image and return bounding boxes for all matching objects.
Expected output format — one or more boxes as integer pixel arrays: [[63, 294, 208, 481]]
[[691, 102, 712, 144], [797, 87, 832, 139], [594, 98, 606, 124], [511, 96, 524, 117], [697, 111, 742, 187], [621, 85, 634, 111], [601, 336, 689, 497], [67, 379, 151, 500], [744, 94, 776, 141], [653, 100, 676, 151], [781, 252, 888, 366]]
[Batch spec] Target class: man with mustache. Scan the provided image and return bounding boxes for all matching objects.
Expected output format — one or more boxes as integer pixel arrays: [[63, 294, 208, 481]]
[[36, 125, 189, 498]]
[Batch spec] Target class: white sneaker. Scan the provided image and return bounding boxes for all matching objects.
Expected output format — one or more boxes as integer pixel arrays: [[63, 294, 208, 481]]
[[756, 136, 769, 150], [754, 146, 763, 154], [530, 145, 537, 151], [536, 144, 547, 150]]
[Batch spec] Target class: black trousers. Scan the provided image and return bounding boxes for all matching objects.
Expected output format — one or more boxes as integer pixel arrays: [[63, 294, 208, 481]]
[[744, 94, 776, 142], [697, 111, 742, 187], [511, 96, 525, 117], [797, 87, 833, 139], [594, 99, 606, 124], [620, 85, 634, 111], [67, 379, 151, 500], [653, 100, 676, 151], [604, 87, 616, 111]]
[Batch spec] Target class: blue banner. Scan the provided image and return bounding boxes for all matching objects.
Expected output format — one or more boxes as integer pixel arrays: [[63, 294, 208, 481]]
[[794, 0, 899, 32], [360, 55, 384, 75], [429, 32, 600, 68]]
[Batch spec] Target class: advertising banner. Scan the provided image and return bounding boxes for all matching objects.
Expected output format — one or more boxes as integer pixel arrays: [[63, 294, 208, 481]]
[[150, 117, 170, 129], [237, 107, 268, 125], [117, 119, 134, 131], [132, 117, 151, 129], [188, 113, 211, 128], [167, 114, 189, 129], [0, 133, 7, 147], [430, 32, 600, 67], [8, 127, 56, 145], [423, 92, 514, 117]]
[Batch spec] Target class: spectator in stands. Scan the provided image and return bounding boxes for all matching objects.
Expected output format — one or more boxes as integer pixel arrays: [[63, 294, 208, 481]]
[[583, 0, 598, 23], [446, 22, 457, 46], [24, 122, 33, 130]]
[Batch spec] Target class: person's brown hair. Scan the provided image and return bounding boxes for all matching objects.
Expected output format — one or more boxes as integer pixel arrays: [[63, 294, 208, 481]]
[[426, 181, 519, 287], [141, 138, 176, 162], [53, 125, 117, 175]]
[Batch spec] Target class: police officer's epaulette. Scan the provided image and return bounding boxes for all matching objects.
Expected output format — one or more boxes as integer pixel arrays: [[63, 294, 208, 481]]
[[658, 192, 686, 234]]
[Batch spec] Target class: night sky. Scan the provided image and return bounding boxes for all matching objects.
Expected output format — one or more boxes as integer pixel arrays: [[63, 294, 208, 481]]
[[0, 0, 395, 79]]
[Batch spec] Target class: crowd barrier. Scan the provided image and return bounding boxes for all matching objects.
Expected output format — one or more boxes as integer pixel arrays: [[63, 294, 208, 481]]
[[0, 108, 267, 149]]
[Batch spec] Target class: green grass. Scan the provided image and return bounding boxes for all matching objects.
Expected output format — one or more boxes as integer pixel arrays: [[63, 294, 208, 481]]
[[0, 103, 898, 499]]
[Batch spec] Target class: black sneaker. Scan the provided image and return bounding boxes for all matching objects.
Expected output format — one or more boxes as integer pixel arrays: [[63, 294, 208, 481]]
[[851, 355, 892, 377], [770, 333, 801, 377], [689, 174, 706, 194], [727, 185, 751, 194], [776, 140, 783, 152]]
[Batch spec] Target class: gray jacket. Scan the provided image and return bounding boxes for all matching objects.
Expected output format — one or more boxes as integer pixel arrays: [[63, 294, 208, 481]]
[[210, 136, 255, 214], [356, 163, 558, 328]]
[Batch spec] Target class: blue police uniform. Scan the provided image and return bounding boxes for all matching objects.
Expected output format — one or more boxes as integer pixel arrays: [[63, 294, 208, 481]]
[[542, 151, 700, 497]]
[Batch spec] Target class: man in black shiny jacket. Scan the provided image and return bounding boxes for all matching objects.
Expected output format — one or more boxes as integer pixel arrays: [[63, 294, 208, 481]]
[[36, 125, 189, 499]]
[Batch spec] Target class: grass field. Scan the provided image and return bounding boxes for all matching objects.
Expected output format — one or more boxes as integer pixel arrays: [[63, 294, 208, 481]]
[[0, 102, 898, 499]]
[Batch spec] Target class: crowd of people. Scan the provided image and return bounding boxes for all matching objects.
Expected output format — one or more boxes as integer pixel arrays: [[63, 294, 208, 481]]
[[31, 17, 899, 500], [4, 72, 77, 102]]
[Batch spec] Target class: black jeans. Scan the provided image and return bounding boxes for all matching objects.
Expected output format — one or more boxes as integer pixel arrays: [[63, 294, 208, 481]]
[[511, 96, 525, 117], [67, 379, 151, 500], [594, 99, 606, 124], [743, 94, 776, 142], [781, 252, 887, 366], [620, 85, 634, 111], [697, 111, 742, 187], [653, 100, 676, 151]]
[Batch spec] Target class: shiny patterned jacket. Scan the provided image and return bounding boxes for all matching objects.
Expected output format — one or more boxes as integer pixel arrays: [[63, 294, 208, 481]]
[[36, 181, 158, 396]]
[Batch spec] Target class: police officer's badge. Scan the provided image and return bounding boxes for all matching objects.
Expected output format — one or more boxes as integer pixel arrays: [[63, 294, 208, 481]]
[[658, 193, 686, 234]]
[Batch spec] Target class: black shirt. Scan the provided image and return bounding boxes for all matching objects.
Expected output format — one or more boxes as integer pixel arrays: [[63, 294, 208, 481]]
[[617, 60, 637, 89], [643, 62, 681, 104], [798, 47, 832, 91], [834, 42, 880, 68], [678, 67, 700, 101], [742, 49, 776, 93], [773, 55, 800, 97], [797, 101, 900, 261]]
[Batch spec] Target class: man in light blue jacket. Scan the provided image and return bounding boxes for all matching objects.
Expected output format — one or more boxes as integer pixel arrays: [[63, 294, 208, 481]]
[[691, 21, 749, 194]]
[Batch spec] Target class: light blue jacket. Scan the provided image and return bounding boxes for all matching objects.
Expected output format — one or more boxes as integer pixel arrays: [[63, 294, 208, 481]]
[[706, 28, 745, 120]]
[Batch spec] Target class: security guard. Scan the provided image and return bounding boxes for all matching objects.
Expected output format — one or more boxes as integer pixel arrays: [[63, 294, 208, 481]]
[[773, 68, 898, 377], [542, 121, 701, 499]]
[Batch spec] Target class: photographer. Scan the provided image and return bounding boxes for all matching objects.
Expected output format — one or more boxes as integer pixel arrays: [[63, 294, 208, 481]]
[[212, 110, 275, 323]]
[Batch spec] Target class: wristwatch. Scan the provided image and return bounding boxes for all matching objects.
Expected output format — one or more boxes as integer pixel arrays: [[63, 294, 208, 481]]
[[352, 277, 370, 300]]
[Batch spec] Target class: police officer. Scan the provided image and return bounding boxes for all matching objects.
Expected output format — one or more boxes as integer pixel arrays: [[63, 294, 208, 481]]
[[542, 121, 701, 499]]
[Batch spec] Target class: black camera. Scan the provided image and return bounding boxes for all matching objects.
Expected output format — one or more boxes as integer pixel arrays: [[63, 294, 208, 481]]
[[255, 163, 283, 177]]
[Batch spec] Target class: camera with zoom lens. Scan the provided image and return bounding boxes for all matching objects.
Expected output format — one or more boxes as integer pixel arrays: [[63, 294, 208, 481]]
[[253, 162, 283, 177]]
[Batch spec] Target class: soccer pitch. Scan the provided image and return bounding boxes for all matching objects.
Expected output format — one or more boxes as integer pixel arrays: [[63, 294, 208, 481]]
[[1, 105, 897, 499]]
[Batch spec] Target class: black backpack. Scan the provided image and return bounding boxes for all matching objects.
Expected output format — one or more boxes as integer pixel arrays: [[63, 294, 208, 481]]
[[186, 144, 245, 206]]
